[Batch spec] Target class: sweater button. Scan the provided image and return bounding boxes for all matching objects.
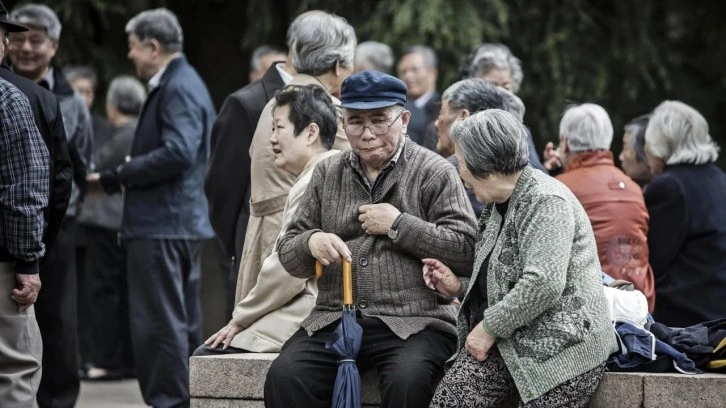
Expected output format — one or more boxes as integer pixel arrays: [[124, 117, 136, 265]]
[[359, 258, 368, 267], [618, 181, 625, 189], [358, 300, 368, 309]]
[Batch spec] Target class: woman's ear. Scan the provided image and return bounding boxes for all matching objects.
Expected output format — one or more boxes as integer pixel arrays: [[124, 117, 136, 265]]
[[459, 109, 470, 119], [306, 122, 321, 146]]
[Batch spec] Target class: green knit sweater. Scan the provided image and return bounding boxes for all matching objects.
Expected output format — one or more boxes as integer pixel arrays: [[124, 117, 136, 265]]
[[457, 166, 618, 402]]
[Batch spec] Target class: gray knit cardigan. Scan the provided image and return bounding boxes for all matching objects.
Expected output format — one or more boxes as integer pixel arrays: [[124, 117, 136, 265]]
[[458, 166, 618, 402], [277, 140, 478, 339]]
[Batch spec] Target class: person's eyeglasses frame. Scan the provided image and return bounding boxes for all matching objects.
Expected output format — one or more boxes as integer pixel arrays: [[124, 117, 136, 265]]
[[344, 108, 404, 137]]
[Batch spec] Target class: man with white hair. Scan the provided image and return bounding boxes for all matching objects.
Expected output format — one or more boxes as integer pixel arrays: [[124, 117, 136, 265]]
[[88, 8, 216, 407], [555, 103, 655, 311], [8, 4, 92, 407]]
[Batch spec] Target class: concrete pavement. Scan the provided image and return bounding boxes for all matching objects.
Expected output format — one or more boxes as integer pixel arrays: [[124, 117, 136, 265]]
[[77, 379, 146, 408]]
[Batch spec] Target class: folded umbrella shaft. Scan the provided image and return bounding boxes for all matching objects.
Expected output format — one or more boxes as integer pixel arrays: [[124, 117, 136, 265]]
[[317, 259, 363, 408]]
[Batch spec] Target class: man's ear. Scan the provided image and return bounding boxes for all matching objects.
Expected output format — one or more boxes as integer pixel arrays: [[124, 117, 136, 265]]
[[458, 109, 470, 119], [306, 122, 321, 146], [400, 109, 411, 133], [148, 38, 162, 56]]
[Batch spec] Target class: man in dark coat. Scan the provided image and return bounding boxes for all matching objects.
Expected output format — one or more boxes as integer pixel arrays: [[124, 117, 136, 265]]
[[0, 45, 71, 257], [204, 61, 287, 314], [92, 9, 216, 408]]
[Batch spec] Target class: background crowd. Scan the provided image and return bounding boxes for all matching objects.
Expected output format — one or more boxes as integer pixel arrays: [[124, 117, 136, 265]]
[[0, 1, 724, 408]]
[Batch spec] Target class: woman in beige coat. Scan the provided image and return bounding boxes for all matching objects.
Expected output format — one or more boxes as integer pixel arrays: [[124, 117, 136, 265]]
[[194, 85, 342, 354]]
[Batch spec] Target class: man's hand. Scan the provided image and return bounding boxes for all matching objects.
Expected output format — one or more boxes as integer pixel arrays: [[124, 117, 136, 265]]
[[308, 232, 352, 266], [465, 321, 496, 362], [12, 273, 41, 312], [205, 320, 243, 350], [358, 203, 400, 235], [422, 258, 464, 297], [86, 172, 105, 195], [543, 142, 562, 171]]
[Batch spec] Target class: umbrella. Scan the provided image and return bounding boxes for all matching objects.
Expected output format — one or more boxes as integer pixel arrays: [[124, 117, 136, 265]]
[[316, 259, 362, 408]]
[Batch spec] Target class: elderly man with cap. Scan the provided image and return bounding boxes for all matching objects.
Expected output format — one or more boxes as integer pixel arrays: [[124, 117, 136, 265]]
[[0, 5, 50, 408], [265, 71, 477, 408]]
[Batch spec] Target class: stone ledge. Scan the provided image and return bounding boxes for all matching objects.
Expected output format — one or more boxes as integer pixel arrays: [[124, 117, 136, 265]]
[[190, 353, 726, 407]]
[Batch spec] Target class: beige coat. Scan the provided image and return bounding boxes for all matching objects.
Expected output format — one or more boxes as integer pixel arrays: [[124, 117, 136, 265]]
[[230, 150, 339, 351], [236, 75, 350, 307]]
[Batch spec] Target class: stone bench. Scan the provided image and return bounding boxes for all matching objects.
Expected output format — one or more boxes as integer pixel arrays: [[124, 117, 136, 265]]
[[190, 353, 726, 407]]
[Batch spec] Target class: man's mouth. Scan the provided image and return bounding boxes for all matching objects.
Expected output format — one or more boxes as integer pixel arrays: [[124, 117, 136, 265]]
[[272, 147, 282, 155]]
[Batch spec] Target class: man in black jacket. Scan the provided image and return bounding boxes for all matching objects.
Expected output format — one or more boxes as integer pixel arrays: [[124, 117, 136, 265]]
[[7, 4, 93, 408], [0, 31, 71, 258], [204, 60, 289, 312]]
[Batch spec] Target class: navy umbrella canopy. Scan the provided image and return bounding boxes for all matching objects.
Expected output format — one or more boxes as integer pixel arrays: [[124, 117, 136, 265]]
[[316, 259, 362, 408]]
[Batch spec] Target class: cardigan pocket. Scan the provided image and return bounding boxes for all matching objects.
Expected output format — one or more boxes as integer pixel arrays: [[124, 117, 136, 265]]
[[511, 293, 590, 362]]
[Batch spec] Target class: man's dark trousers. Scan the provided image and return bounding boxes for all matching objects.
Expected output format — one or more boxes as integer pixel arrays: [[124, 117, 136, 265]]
[[264, 315, 456, 408], [87, 226, 133, 372], [35, 218, 80, 408], [126, 238, 203, 408]]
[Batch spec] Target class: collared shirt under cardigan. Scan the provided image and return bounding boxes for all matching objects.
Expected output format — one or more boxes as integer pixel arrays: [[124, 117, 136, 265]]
[[458, 166, 618, 402], [277, 140, 478, 340]]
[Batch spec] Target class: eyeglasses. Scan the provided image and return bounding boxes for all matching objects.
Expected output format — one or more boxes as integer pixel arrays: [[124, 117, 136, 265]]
[[344, 109, 403, 137]]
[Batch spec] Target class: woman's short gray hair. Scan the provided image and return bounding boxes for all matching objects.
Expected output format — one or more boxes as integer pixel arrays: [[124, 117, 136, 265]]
[[450, 109, 529, 179], [645, 100, 719, 165], [289, 11, 356, 76], [125, 8, 183, 53], [106, 76, 146, 116], [559, 103, 613, 152], [461, 43, 524, 93], [10, 4, 62, 41]]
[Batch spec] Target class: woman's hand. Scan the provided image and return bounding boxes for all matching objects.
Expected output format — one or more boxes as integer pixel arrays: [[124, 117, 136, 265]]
[[465, 322, 496, 362], [205, 320, 243, 350], [422, 258, 464, 297]]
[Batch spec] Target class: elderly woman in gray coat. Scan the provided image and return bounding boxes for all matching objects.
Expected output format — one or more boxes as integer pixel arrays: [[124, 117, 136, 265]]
[[425, 110, 617, 407]]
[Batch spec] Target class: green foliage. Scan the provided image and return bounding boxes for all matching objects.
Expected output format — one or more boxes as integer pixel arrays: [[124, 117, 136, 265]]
[[4, 0, 723, 167]]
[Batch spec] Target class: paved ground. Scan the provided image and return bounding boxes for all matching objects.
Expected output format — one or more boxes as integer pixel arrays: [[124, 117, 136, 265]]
[[77, 379, 147, 408]]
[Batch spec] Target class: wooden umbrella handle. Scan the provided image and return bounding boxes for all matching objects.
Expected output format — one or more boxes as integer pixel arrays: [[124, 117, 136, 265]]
[[315, 258, 354, 306]]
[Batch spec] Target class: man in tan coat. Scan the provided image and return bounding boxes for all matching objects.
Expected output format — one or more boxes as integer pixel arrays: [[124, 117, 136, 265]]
[[195, 12, 356, 354]]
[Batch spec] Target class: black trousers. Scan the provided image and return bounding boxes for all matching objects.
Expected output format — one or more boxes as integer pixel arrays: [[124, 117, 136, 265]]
[[86, 226, 134, 371], [126, 238, 203, 408], [264, 315, 456, 408], [35, 218, 80, 408]]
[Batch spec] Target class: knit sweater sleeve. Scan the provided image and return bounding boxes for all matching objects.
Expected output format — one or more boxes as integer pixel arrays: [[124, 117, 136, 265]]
[[394, 163, 477, 277], [483, 194, 574, 338], [276, 162, 325, 279]]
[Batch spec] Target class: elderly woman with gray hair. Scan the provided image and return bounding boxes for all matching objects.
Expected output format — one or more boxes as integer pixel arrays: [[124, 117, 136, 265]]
[[643, 101, 726, 328], [78, 75, 145, 380], [425, 109, 617, 407]]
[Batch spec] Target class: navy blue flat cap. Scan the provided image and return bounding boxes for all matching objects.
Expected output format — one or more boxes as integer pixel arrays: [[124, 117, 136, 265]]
[[340, 70, 407, 110]]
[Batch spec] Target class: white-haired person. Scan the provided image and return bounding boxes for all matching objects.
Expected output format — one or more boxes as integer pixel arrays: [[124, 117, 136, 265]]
[[555, 103, 655, 312], [644, 100, 726, 328], [426, 109, 616, 407]]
